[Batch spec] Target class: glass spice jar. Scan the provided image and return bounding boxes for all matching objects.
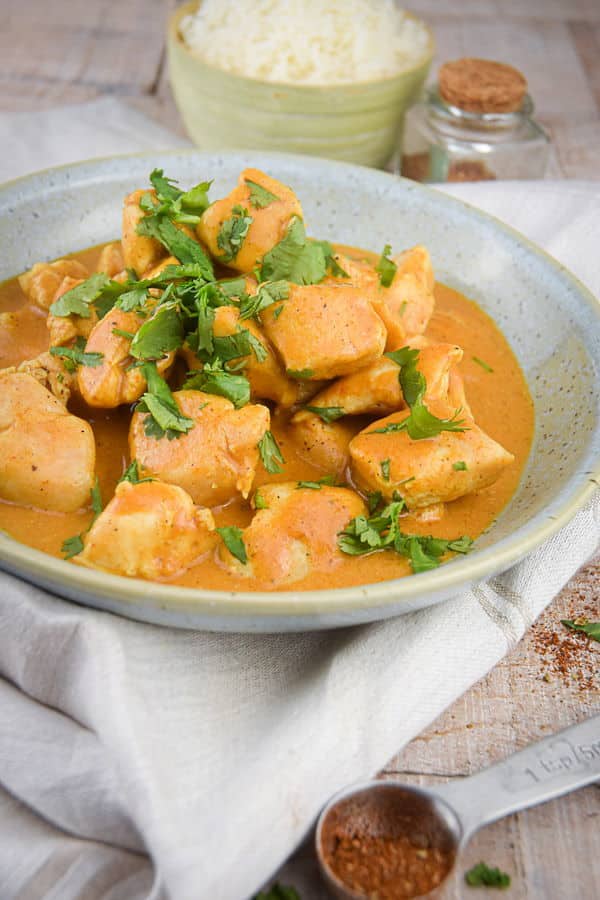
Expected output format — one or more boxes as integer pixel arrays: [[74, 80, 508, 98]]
[[401, 58, 550, 183]]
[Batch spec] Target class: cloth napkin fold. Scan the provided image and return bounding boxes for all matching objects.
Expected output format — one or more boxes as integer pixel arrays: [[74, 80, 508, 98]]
[[0, 99, 598, 900]]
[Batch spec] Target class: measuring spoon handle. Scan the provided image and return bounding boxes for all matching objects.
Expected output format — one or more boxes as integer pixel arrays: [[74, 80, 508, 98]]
[[437, 714, 600, 841]]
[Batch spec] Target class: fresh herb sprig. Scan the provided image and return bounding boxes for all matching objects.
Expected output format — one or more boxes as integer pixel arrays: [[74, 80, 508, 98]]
[[137, 362, 195, 440], [561, 618, 600, 642], [375, 243, 397, 288], [465, 862, 511, 888], [217, 205, 253, 262], [61, 476, 104, 559], [49, 336, 104, 372], [258, 431, 285, 474], [260, 217, 327, 285]]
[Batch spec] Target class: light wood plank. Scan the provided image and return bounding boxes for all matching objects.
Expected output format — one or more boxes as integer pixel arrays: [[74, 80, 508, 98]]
[[409, 1, 600, 23]]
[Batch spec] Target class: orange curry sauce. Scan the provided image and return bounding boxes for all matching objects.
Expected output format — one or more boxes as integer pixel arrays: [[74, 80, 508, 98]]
[[0, 244, 534, 591]]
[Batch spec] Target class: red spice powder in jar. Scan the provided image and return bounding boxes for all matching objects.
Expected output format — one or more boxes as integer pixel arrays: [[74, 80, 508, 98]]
[[319, 786, 455, 899]]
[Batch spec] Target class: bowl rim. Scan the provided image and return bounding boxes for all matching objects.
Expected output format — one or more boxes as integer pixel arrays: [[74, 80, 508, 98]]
[[0, 148, 598, 623], [168, 0, 436, 93]]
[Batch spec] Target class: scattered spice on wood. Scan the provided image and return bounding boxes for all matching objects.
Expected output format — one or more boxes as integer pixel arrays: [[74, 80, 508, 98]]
[[531, 599, 599, 693]]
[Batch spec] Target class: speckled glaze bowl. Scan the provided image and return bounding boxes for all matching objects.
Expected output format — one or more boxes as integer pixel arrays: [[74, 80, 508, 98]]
[[167, 2, 434, 168], [0, 151, 598, 632]]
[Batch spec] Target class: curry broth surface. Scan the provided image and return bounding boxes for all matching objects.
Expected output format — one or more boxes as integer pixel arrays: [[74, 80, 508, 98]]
[[0, 244, 534, 591]]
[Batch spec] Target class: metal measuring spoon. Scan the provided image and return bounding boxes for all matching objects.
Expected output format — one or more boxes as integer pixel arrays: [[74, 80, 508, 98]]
[[316, 714, 600, 898]]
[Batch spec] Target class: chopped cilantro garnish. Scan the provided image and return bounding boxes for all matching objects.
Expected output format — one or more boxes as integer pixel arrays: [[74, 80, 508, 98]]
[[137, 362, 194, 439], [375, 244, 397, 288], [254, 490, 268, 510], [260, 217, 327, 285], [380, 458, 391, 481], [313, 240, 349, 278], [453, 460, 468, 471], [61, 478, 104, 559], [253, 885, 300, 900], [129, 302, 183, 361], [116, 286, 148, 313], [304, 405, 345, 424], [561, 618, 600, 642], [217, 205, 253, 262], [137, 214, 214, 277], [119, 460, 154, 485], [287, 368, 314, 380], [62, 534, 84, 559], [217, 526, 247, 564], [183, 361, 251, 408], [49, 273, 122, 319], [258, 431, 285, 474], [367, 491, 383, 514], [374, 346, 467, 440], [465, 862, 511, 888], [296, 475, 336, 490], [49, 337, 104, 372], [112, 327, 136, 340], [338, 501, 473, 573], [245, 178, 279, 209], [472, 355, 494, 373], [239, 281, 289, 321], [148, 168, 211, 224], [90, 477, 103, 522]]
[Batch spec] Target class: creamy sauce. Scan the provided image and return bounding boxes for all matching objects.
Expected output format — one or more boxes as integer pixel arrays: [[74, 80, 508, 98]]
[[0, 244, 534, 591]]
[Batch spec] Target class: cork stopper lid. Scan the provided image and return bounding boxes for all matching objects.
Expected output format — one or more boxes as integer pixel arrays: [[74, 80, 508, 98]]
[[438, 58, 528, 113]]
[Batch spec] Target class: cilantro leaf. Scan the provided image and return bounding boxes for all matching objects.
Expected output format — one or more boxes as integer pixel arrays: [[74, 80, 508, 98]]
[[49, 273, 121, 319], [217, 526, 247, 564], [465, 862, 511, 888], [130, 303, 183, 361], [217, 205, 253, 262], [183, 362, 251, 408], [287, 368, 314, 380], [245, 178, 279, 209], [49, 337, 104, 372], [453, 461, 468, 471], [260, 217, 327, 285], [239, 281, 289, 321], [313, 240, 349, 278], [338, 502, 473, 573], [561, 619, 600, 642], [379, 347, 468, 440], [375, 244, 397, 288], [148, 169, 211, 224], [296, 475, 336, 490], [62, 534, 84, 559], [137, 214, 214, 279], [304, 405, 345, 424], [119, 460, 153, 485], [258, 431, 285, 474], [90, 477, 103, 522], [380, 458, 391, 482], [367, 491, 383, 514], [138, 362, 194, 439], [472, 355, 494, 373], [254, 490, 268, 510], [253, 886, 301, 900], [116, 286, 149, 312]]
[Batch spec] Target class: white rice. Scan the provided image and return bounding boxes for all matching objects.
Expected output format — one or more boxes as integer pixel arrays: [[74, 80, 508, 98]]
[[179, 0, 429, 86]]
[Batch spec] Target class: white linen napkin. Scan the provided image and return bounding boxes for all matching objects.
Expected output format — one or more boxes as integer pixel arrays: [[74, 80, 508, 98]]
[[0, 99, 598, 900]]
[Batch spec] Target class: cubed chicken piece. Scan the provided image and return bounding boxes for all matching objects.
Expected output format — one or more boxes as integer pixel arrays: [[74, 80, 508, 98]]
[[288, 411, 360, 476], [371, 245, 435, 348], [77, 308, 172, 408], [96, 242, 125, 278], [261, 283, 386, 381], [47, 276, 98, 348], [18, 259, 89, 311], [219, 482, 366, 587], [349, 400, 514, 509], [122, 189, 166, 277], [0, 373, 95, 512], [184, 305, 299, 408], [2, 351, 76, 405], [76, 480, 216, 580], [130, 391, 270, 506], [197, 168, 303, 273], [326, 252, 380, 295]]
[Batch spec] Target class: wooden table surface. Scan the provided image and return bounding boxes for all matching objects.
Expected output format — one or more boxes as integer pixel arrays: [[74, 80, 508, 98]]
[[1, 1, 598, 898]]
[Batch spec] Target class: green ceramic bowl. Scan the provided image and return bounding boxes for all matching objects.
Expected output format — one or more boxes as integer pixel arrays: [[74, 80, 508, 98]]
[[167, 2, 434, 168]]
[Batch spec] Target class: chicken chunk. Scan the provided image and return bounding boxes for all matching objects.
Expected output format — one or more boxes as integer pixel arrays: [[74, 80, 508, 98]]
[[1, 351, 75, 405], [288, 412, 359, 475], [96, 242, 125, 278], [130, 391, 270, 506], [197, 168, 303, 273], [47, 276, 98, 348], [0, 373, 95, 512], [349, 400, 514, 509], [370, 245, 435, 348], [326, 252, 380, 295], [261, 283, 386, 381], [77, 308, 172, 408], [122, 189, 166, 277], [18, 259, 89, 311], [184, 305, 299, 408], [219, 482, 366, 587], [76, 480, 216, 580]]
